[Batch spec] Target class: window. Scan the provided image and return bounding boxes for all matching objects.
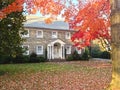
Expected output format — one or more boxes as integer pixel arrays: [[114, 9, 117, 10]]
[[65, 32, 71, 39], [22, 45, 29, 55], [36, 45, 43, 55], [22, 29, 29, 37], [66, 45, 71, 54], [116, 0, 120, 9], [76, 48, 82, 54], [36, 30, 43, 38], [52, 31, 57, 38]]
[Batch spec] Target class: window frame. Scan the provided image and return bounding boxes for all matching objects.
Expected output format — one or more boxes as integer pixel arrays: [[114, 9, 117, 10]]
[[22, 29, 29, 38], [36, 45, 43, 55], [66, 45, 71, 54], [36, 30, 43, 38], [52, 31, 58, 38], [65, 32, 71, 39], [22, 45, 29, 55], [76, 48, 82, 54]]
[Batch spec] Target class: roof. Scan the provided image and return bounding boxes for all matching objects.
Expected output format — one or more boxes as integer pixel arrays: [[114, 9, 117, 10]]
[[24, 15, 69, 30]]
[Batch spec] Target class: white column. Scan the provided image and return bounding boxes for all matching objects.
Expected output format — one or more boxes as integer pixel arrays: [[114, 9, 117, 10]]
[[63, 45, 65, 59], [52, 45, 54, 59], [49, 46, 51, 60], [61, 45, 63, 59], [51, 45, 54, 59], [61, 45, 65, 59], [47, 46, 49, 60], [50, 46, 52, 60]]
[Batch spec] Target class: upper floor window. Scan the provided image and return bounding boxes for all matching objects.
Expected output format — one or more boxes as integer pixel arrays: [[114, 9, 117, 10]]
[[36, 45, 43, 55], [22, 29, 29, 37], [65, 32, 71, 39], [22, 45, 29, 55], [52, 31, 58, 38], [36, 30, 43, 38], [116, 0, 120, 9], [66, 45, 71, 54]]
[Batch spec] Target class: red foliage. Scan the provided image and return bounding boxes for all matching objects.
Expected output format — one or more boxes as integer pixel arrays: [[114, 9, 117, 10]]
[[25, 0, 111, 48], [0, 0, 24, 19], [0, 0, 111, 48]]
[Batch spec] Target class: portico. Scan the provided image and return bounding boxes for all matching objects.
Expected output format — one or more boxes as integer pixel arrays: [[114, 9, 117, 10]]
[[47, 39, 65, 60]]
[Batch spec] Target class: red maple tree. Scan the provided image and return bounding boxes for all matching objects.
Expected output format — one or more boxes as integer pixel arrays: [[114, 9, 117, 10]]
[[0, 0, 111, 49]]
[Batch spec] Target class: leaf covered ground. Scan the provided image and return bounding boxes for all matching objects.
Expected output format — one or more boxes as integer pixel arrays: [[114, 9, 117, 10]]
[[0, 61, 112, 90]]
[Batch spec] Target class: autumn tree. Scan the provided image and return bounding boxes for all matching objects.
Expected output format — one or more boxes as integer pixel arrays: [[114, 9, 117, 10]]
[[0, 0, 26, 57], [0, 0, 119, 89]]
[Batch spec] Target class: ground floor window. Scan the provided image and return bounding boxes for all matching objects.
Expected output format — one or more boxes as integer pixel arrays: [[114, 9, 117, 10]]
[[22, 45, 29, 55], [76, 48, 82, 54], [36, 45, 43, 55], [66, 45, 71, 54]]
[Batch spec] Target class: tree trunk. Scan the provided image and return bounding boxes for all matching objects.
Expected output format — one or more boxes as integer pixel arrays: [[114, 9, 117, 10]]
[[107, 0, 120, 89]]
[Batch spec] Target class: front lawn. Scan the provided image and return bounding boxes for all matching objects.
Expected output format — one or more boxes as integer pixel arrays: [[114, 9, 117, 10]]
[[0, 61, 112, 90]]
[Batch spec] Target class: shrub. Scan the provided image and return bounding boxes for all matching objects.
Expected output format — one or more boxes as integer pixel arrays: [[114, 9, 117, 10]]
[[29, 52, 46, 63], [81, 47, 90, 60], [45, 48, 47, 60], [29, 52, 39, 63], [39, 56, 46, 62], [12, 55, 29, 63], [72, 50, 81, 60], [30, 52, 37, 57], [101, 51, 111, 59], [0, 55, 12, 64], [66, 55, 74, 61], [29, 57, 40, 63], [91, 45, 102, 58]]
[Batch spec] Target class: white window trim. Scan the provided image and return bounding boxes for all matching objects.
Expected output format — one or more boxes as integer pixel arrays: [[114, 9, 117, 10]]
[[22, 45, 29, 55], [36, 30, 43, 38], [66, 45, 71, 54], [36, 45, 43, 55], [76, 48, 82, 54], [22, 29, 29, 38], [52, 31, 58, 38], [65, 32, 71, 39]]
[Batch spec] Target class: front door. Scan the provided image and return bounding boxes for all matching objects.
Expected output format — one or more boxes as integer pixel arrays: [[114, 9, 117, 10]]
[[54, 43, 61, 59]]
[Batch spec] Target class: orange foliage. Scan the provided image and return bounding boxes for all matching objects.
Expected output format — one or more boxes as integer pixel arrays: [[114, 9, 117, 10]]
[[44, 18, 53, 24], [0, 0, 111, 48], [0, 0, 24, 19]]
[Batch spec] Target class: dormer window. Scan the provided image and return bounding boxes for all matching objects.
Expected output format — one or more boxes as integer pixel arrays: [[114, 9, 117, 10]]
[[36, 30, 43, 38], [65, 32, 71, 39], [52, 31, 58, 38]]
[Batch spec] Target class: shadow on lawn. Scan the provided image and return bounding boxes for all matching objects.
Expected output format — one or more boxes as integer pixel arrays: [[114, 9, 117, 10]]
[[0, 71, 6, 76]]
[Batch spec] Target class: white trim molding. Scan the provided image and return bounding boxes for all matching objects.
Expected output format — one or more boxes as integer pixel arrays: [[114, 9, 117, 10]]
[[52, 31, 58, 38], [76, 48, 82, 54], [22, 45, 29, 55], [36, 45, 43, 55], [65, 32, 71, 39], [66, 45, 71, 54], [36, 30, 43, 38], [22, 29, 29, 38]]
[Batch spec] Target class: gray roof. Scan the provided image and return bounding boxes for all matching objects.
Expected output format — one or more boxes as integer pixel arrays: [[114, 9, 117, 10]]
[[24, 15, 69, 30]]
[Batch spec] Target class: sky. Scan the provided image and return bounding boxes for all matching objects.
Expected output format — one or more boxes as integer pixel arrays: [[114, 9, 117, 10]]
[[24, 0, 86, 17]]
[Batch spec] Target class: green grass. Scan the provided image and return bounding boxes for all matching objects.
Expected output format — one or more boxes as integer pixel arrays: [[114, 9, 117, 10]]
[[0, 62, 96, 76]]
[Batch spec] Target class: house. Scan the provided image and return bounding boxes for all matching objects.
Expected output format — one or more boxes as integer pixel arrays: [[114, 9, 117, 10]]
[[22, 15, 82, 60]]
